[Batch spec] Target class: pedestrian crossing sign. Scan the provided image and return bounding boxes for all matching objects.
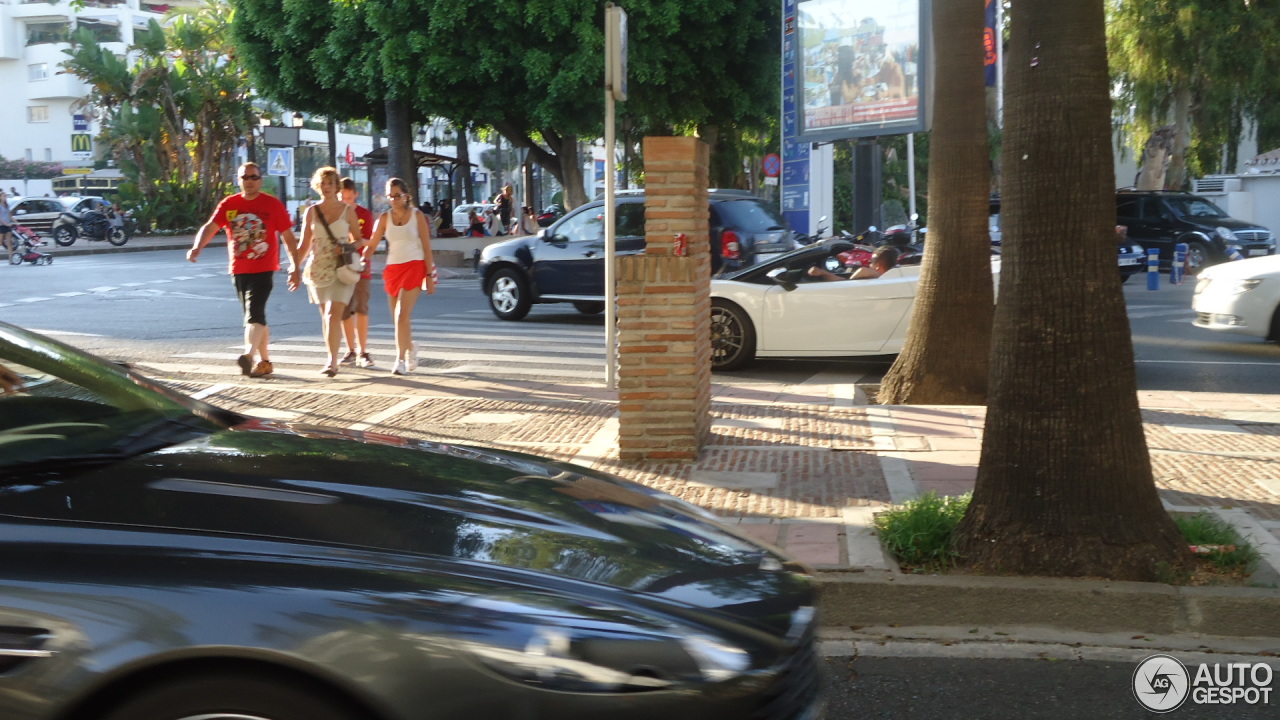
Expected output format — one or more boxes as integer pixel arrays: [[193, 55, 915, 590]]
[[267, 148, 292, 177]]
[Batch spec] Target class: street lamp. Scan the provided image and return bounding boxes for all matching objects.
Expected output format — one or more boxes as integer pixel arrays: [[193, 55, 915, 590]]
[[291, 112, 304, 128]]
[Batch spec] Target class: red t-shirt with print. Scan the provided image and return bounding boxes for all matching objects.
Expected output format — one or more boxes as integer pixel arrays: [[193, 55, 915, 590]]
[[353, 204, 374, 279], [212, 192, 292, 275]]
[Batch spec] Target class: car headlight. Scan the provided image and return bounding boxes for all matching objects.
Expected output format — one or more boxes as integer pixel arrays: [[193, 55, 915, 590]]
[[1215, 226, 1239, 241], [453, 593, 753, 692], [1218, 279, 1262, 294]]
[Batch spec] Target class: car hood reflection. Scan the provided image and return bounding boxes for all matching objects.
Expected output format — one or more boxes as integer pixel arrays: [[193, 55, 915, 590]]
[[3, 422, 806, 608]]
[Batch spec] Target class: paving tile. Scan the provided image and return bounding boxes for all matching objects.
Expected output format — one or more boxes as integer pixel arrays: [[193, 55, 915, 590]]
[[785, 542, 842, 566], [736, 523, 781, 545], [786, 523, 840, 545], [915, 480, 976, 497], [927, 436, 983, 451]]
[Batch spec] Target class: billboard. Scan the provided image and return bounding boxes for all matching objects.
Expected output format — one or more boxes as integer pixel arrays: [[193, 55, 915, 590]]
[[795, 0, 929, 142]]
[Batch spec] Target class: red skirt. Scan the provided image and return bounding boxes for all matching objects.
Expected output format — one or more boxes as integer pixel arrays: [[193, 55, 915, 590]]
[[384, 260, 426, 297]]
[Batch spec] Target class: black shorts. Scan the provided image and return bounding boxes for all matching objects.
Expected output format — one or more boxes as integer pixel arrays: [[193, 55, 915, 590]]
[[233, 271, 274, 326]]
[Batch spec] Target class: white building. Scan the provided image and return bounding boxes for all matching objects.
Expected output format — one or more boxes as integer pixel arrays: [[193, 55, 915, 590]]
[[0, 0, 203, 169]]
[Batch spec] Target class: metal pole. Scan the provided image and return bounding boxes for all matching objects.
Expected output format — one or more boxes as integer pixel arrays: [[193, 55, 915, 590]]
[[907, 133, 917, 218], [604, 89, 618, 390]]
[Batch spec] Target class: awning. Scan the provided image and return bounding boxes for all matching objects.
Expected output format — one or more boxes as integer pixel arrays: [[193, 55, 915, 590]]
[[361, 147, 476, 168]]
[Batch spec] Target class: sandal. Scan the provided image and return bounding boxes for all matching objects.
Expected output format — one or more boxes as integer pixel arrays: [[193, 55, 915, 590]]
[[321, 365, 339, 378]]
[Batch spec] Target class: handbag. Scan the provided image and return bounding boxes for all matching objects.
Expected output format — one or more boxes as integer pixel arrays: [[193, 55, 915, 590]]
[[316, 209, 363, 285]]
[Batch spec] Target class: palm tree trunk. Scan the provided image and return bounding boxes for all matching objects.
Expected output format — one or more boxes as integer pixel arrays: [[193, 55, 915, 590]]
[[952, 0, 1191, 581], [877, 0, 994, 405]]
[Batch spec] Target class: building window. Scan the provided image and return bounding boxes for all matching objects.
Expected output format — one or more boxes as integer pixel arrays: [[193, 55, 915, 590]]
[[26, 21, 71, 46], [44, 149, 53, 162], [28, 63, 48, 81], [24, 150, 33, 162], [78, 18, 122, 44], [28, 106, 50, 123]]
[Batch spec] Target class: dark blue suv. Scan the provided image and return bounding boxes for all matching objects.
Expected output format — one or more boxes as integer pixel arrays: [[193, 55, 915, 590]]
[[479, 190, 794, 320]]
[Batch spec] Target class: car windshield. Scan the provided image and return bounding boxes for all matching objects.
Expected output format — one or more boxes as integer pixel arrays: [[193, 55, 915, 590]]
[[1165, 196, 1227, 219], [715, 199, 788, 232], [0, 323, 235, 471]]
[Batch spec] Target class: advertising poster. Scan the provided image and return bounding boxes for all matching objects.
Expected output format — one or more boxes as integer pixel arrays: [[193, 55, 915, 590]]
[[796, 0, 928, 141]]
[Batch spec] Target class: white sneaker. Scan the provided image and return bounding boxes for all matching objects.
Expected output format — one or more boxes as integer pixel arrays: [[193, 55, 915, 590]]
[[406, 342, 419, 372], [392, 359, 406, 376], [357, 352, 375, 368]]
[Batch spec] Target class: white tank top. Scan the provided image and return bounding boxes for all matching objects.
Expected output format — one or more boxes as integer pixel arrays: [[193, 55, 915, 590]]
[[385, 210, 425, 265]]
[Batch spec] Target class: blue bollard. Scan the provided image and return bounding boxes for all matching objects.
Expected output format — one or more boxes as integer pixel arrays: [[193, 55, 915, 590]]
[[1226, 244, 1244, 261], [1171, 242, 1187, 285], [1147, 248, 1160, 290]]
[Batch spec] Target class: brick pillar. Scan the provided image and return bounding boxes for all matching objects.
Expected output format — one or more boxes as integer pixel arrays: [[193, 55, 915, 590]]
[[616, 137, 712, 462]]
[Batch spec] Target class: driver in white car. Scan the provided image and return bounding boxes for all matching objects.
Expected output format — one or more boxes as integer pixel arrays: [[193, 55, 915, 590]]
[[807, 245, 899, 281]]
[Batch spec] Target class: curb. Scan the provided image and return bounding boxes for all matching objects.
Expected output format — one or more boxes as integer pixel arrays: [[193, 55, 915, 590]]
[[48, 238, 221, 257], [818, 571, 1280, 640]]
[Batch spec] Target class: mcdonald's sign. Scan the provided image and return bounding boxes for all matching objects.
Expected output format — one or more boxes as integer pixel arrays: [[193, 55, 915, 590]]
[[70, 133, 92, 156]]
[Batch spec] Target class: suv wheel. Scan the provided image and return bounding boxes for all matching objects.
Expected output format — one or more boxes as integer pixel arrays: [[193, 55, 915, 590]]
[[488, 268, 532, 321], [573, 301, 605, 315], [1185, 241, 1213, 271], [710, 299, 756, 371]]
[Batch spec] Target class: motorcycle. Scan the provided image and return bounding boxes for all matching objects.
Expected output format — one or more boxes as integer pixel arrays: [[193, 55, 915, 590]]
[[536, 204, 566, 227], [792, 215, 830, 246], [52, 209, 130, 247]]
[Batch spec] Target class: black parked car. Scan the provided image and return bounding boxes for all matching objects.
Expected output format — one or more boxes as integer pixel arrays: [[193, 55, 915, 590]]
[[480, 190, 794, 320], [0, 321, 824, 720], [989, 197, 1146, 281], [1116, 190, 1274, 269]]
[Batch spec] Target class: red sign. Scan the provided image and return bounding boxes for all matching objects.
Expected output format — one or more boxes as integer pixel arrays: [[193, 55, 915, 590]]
[[345, 145, 354, 165], [763, 153, 781, 178]]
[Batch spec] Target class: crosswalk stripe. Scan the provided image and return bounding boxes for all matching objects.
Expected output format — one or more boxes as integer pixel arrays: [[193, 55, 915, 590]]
[[1128, 309, 1195, 319]]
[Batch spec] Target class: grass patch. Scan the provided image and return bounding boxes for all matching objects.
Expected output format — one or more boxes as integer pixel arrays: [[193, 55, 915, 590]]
[[873, 491, 970, 571], [1173, 511, 1260, 575]]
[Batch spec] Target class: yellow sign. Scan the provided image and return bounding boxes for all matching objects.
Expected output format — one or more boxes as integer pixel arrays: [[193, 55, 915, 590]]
[[62, 168, 92, 175], [70, 134, 92, 155]]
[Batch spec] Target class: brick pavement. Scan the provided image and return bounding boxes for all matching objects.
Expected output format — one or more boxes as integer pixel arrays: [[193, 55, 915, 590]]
[[142, 363, 1280, 582]]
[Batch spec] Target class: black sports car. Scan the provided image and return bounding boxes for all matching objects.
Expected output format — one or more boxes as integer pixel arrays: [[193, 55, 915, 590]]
[[0, 321, 824, 720]]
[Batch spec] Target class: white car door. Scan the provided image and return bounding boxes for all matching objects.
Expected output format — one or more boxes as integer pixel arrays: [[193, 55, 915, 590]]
[[757, 268, 917, 354]]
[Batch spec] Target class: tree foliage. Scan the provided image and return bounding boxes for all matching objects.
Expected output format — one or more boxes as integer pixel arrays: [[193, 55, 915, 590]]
[[0, 157, 63, 180], [1108, 0, 1280, 185], [60, 2, 254, 227], [229, 0, 780, 208]]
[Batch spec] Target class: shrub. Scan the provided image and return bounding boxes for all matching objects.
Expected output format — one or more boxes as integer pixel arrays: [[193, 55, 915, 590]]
[[873, 491, 970, 571]]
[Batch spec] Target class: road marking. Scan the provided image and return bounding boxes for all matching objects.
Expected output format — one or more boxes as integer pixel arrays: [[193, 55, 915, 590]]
[[347, 397, 428, 431], [1128, 308, 1195, 319], [54, 291, 86, 297], [190, 383, 232, 400], [119, 282, 146, 287], [1135, 359, 1280, 366], [16, 297, 51, 303], [148, 279, 174, 284], [87, 286, 118, 293], [24, 328, 102, 337]]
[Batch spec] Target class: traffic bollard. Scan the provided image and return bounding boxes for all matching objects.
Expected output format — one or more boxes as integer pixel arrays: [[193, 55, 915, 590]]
[[1171, 242, 1187, 285], [1147, 248, 1160, 290], [1227, 244, 1244, 261]]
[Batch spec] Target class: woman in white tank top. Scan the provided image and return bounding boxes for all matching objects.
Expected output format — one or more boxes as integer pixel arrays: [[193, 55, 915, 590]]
[[368, 177, 436, 375]]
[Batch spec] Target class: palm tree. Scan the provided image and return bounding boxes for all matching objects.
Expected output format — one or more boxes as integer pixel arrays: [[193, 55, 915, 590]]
[[952, 0, 1191, 581]]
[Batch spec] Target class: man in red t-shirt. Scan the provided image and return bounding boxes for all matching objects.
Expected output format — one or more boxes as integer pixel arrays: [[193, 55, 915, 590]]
[[339, 177, 377, 368], [188, 162, 301, 378]]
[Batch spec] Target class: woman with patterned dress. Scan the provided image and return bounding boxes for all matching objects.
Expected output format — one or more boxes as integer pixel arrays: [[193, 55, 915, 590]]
[[298, 166, 365, 377]]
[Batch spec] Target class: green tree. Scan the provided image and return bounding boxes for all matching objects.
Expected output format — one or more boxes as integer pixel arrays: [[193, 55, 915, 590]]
[[953, 0, 1191, 581], [230, 0, 779, 209], [61, 3, 255, 227], [877, 0, 993, 405], [1108, 0, 1278, 186]]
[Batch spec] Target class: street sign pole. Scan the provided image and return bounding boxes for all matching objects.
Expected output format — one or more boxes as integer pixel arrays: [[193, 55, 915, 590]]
[[604, 3, 628, 391]]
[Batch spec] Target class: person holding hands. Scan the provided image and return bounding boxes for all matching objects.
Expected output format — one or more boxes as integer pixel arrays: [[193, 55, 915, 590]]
[[297, 167, 365, 378], [367, 178, 436, 375]]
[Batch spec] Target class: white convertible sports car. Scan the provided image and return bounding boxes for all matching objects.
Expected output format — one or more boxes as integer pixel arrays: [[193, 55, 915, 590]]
[[1192, 255, 1280, 341], [709, 239, 1001, 370]]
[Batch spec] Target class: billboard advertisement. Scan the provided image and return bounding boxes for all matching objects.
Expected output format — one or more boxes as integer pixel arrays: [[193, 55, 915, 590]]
[[796, 0, 929, 142]]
